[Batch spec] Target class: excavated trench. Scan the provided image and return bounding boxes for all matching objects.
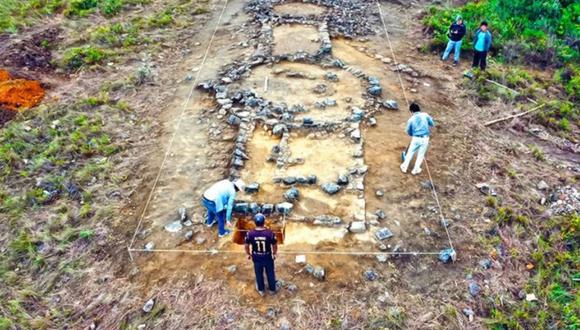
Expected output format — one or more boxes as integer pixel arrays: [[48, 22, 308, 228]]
[[134, 0, 451, 257]]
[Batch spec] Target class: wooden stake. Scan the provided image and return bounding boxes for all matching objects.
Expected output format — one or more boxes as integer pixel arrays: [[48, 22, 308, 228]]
[[484, 103, 546, 126]]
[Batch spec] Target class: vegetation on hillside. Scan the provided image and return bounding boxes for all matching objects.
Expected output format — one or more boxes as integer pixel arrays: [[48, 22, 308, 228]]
[[424, 0, 579, 135]]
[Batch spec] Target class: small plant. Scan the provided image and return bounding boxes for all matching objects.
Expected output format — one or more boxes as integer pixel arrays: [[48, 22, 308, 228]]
[[78, 229, 94, 239], [61, 46, 107, 70], [79, 203, 92, 218], [486, 196, 498, 208], [530, 145, 545, 161]]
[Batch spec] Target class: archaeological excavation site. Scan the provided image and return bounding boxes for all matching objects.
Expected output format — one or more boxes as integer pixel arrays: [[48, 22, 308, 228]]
[[2, 0, 577, 328]]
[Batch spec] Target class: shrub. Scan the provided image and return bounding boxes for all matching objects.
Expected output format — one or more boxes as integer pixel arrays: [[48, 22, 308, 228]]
[[61, 46, 107, 70]]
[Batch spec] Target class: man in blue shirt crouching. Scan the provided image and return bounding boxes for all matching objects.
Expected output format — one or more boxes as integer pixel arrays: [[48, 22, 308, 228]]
[[400, 103, 435, 175]]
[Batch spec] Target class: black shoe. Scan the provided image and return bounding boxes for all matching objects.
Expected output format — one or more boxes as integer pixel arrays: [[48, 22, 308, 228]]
[[453, 61, 458, 66]]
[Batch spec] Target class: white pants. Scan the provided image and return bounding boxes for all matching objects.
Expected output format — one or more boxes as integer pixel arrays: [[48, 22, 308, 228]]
[[401, 136, 430, 173]]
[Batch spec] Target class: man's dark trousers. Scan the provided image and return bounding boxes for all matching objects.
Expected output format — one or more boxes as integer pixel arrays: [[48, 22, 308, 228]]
[[472, 50, 487, 70], [253, 257, 276, 292]]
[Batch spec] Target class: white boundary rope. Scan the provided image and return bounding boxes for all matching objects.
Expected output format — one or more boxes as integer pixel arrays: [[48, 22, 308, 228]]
[[128, 0, 230, 261], [127, 1, 455, 260], [376, 1, 454, 252]]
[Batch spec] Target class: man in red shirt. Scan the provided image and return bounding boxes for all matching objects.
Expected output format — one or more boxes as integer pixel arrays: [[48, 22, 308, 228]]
[[245, 213, 278, 296]]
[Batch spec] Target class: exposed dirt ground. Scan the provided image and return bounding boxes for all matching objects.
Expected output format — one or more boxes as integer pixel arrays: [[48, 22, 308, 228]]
[[1, 0, 577, 329]]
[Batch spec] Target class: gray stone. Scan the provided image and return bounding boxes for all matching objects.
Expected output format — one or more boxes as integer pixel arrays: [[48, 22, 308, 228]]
[[351, 107, 365, 122], [286, 283, 298, 292], [178, 207, 188, 222], [283, 177, 297, 185], [284, 187, 300, 202], [164, 221, 183, 233], [234, 203, 249, 214], [350, 129, 361, 141], [375, 228, 393, 240], [323, 98, 337, 107], [537, 180, 549, 190], [276, 202, 293, 214], [261, 204, 274, 215], [337, 174, 349, 185], [376, 254, 388, 263], [227, 115, 241, 126], [226, 265, 237, 273], [321, 183, 341, 195], [313, 215, 342, 226], [142, 298, 155, 313], [313, 266, 325, 281], [307, 175, 317, 184], [273, 124, 288, 137], [468, 281, 480, 296], [348, 221, 366, 233], [367, 85, 382, 96], [368, 76, 380, 85], [368, 117, 377, 126], [438, 248, 456, 263], [375, 209, 386, 220], [376, 190, 384, 197], [479, 259, 492, 270], [363, 269, 379, 281], [324, 72, 338, 82], [384, 100, 398, 110], [245, 182, 260, 194], [144, 242, 155, 251], [476, 182, 497, 196], [184, 231, 193, 241], [250, 203, 260, 214]]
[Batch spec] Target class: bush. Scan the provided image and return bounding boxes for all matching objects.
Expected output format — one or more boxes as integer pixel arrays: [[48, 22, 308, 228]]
[[61, 46, 107, 70]]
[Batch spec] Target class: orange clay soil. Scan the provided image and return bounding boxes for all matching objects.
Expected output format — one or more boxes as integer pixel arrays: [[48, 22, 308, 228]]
[[0, 79, 45, 111], [0, 70, 10, 82]]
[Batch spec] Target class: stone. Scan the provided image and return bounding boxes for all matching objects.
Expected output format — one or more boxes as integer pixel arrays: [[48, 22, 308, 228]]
[[348, 221, 366, 233], [356, 165, 368, 175], [313, 215, 342, 226], [273, 124, 288, 137], [324, 72, 338, 82], [276, 202, 293, 214], [321, 183, 341, 195], [226, 265, 237, 273], [525, 293, 538, 302], [249, 202, 260, 214], [307, 175, 317, 184], [302, 117, 314, 127], [262, 204, 274, 215], [375, 209, 386, 220], [438, 248, 456, 263], [282, 177, 297, 185], [363, 269, 379, 281], [284, 187, 300, 202], [351, 107, 365, 122], [234, 203, 249, 214], [384, 100, 398, 110], [142, 298, 155, 313], [313, 266, 325, 281], [144, 242, 155, 251], [479, 259, 492, 270], [537, 180, 549, 190], [323, 98, 337, 107], [463, 308, 474, 322], [468, 281, 480, 296], [227, 115, 241, 126], [367, 85, 382, 96], [337, 174, 349, 185], [368, 76, 380, 85], [286, 283, 298, 293], [376, 254, 388, 263], [375, 228, 393, 240], [164, 221, 183, 233], [368, 117, 377, 126], [245, 182, 260, 194], [476, 182, 497, 196], [376, 190, 384, 197], [350, 129, 361, 141], [184, 231, 193, 241], [178, 207, 188, 222]]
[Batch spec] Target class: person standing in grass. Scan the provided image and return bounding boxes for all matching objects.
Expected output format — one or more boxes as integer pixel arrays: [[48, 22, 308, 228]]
[[472, 21, 492, 70], [441, 15, 466, 66], [245, 213, 278, 297]]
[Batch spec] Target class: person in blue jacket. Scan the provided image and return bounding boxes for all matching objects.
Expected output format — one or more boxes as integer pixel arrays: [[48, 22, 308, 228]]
[[472, 21, 492, 70], [202, 178, 245, 238]]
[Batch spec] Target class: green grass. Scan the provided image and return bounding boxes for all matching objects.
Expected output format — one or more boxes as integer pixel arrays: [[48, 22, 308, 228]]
[[90, 22, 142, 47], [487, 214, 579, 329], [61, 46, 108, 71]]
